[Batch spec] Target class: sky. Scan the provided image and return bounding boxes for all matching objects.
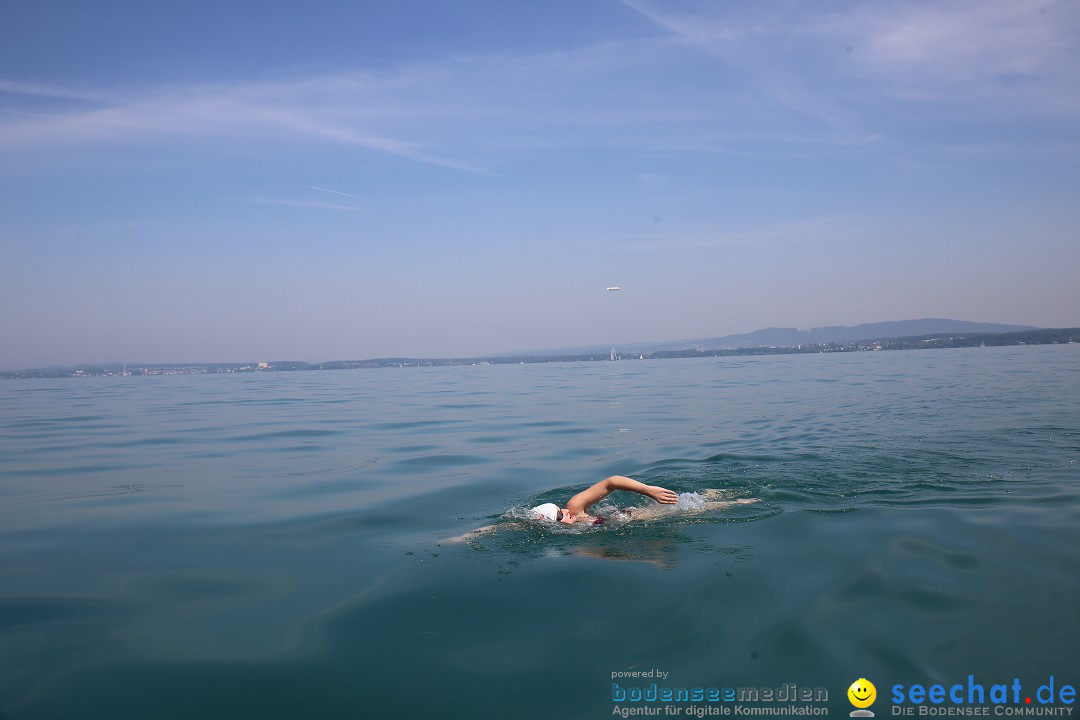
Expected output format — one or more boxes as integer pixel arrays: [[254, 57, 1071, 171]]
[[2, 0, 1078, 369]]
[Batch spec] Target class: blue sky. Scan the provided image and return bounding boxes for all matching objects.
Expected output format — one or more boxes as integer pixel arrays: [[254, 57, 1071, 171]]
[[2, 0, 1078, 368]]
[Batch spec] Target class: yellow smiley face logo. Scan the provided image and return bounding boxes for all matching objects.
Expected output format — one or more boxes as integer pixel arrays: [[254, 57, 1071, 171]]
[[848, 678, 876, 709]]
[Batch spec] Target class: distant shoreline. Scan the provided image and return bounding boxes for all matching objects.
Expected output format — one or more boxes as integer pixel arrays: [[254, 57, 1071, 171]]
[[3, 327, 1077, 379]]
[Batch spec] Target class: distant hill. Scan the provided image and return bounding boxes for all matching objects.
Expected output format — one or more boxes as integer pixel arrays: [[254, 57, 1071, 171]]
[[503, 319, 1037, 356], [666, 319, 1037, 351]]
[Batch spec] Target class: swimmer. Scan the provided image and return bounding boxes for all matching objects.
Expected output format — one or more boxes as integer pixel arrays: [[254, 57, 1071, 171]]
[[441, 476, 758, 544], [541, 475, 678, 525]]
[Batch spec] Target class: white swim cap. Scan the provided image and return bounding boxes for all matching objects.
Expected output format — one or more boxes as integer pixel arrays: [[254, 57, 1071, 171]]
[[531, 503, 560, 521]]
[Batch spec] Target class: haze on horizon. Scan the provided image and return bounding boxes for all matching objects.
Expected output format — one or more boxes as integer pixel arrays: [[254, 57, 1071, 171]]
[[2, 1, 1078, 370]]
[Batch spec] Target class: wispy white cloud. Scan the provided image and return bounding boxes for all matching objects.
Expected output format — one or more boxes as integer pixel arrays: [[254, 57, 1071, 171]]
[[1, 0, 1076, 173], [829, 0, 1074, 80], [620, 0, 1080, 119], [249, 197, 365, 212], [813, 0, 1080, 116], [0, 28, 845, 164], [0, 78, 111, 103], [614, 1, 880, 143], [0, 76, 490, 172], [308, 185, 379, 203], [617, 0, 744, 47]]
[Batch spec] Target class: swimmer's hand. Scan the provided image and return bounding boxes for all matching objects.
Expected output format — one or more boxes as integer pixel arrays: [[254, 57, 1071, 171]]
[[646, 485, 678, 504]]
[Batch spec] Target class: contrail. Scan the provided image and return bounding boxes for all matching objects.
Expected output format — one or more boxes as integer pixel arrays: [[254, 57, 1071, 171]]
[[309, 185, 378, 203]]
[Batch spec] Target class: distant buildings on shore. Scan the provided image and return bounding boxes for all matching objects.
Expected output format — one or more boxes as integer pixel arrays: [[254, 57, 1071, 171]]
[[3, 327, 1076, 379]]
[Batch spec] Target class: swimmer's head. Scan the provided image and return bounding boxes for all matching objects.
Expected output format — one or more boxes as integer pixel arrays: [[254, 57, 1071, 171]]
[[532, 503, 587, 524], [531, 503, 561, 522]]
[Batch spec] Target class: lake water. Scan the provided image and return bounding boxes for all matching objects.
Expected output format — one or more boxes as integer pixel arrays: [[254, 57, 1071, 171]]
[[2, 345, 1078, 719]]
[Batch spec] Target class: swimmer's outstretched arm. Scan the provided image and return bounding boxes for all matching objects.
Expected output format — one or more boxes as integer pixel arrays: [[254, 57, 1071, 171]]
[[564, 475, 677, 522], [440, 524, 498, 544], [440, 521, 529, 544]]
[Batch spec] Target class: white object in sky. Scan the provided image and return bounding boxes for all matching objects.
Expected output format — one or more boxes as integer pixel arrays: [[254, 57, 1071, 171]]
[[606, 286, 622, 291]]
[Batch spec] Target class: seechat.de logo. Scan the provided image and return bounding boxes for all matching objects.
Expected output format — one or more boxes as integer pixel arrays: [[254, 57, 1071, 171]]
[[849, 678, 877, 717]]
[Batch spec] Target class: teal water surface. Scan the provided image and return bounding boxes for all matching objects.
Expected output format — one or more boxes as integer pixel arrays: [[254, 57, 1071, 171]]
[[1, 346, 1078, 719]]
